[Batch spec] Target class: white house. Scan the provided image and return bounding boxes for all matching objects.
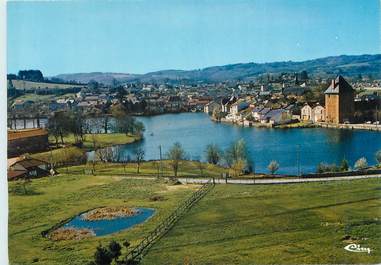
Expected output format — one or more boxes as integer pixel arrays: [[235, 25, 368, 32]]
[[204, 101, 221, 114], [301, 103, 325, 122], [301, 104, 312, 121], [230, 101, 249, 115], [312, 103, 325, 122]]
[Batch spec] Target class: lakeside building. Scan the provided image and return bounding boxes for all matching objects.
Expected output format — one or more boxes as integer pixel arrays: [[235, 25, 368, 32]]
[[301, 103, 325, 123], [221, 95, 237, 112], [324, 76, 355, 124], [204, 101, 221, 114], [8, 128, 49, 158]]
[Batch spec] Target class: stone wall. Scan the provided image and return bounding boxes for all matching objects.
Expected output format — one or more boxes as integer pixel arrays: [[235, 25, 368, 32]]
[[325, 94, 339, 123]]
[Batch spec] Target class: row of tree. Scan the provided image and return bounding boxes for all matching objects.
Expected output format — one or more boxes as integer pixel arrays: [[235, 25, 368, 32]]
[[47, 107, 145, 147], [317, 152, 381, 173]]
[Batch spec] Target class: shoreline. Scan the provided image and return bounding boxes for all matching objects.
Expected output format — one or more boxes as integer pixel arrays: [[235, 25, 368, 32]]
[[209, 115, 380, 131]]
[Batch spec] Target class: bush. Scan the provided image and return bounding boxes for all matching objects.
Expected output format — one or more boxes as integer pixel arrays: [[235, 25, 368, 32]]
[[267, 161, 280, 175], [108, 240, 122, 261], [340, 159, 349, 171], [316, 163, 339, 173], [354, 157, 368, 170], [94, 245, 112, 265]]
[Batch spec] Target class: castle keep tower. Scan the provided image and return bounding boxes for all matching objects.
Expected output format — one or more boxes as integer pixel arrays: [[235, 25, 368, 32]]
[[324, 75, 355, 124]]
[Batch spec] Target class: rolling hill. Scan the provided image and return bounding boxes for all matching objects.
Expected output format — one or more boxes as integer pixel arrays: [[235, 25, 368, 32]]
[[53, 54, 381, 84]]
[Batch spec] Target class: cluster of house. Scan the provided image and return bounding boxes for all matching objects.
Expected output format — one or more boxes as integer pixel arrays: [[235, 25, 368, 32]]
[[204, 95, 297, 126], [10, 88, 214, 116], [204, 76, 357, 126]]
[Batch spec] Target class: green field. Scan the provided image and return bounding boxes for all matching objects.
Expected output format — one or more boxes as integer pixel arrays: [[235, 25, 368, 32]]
[[57, 133, 140, 150], [143, 178, 381, 265], [12, 80, 85, 90], [11, 93, 77, 103], [8, 166, 381, 265], [30, 133, 140, 164], [8, 173, 199, 265], [61, 160, 226, 178]]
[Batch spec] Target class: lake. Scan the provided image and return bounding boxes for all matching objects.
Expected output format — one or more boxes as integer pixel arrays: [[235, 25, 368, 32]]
[[88, 113, 381, 175]]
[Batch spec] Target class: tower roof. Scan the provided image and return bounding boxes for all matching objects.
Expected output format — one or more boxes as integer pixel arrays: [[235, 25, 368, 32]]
[[324, 75, 354, 94]]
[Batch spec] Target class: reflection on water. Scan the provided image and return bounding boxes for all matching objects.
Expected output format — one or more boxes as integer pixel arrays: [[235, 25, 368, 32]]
[[84, 113, 381, 175]]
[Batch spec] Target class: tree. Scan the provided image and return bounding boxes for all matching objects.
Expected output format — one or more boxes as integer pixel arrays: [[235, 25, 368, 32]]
[[340, 159, 349, 171], [376, 150, 381, 166], [90, 134, 99, 175], [133, 147, 145, 174], [69, 110, 86, 145], [93, 245, 112, 265], [18, 70, 44, 82], [205, 144, 221, 165], [354, 157, 368, 170], [166, 142, 186, 178], [88, 80, 100, 92], [96, 147, 114, 163], [108, 240, 122, 262], [111, 104, 145, 137], [268, 160, 279, 175], [47, 111, 71, 145], [224, 139, 248, 175], [231, 159, 246, 177]]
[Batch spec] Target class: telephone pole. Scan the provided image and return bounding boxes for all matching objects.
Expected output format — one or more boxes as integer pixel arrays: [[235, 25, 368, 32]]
[[159, 145, 163, 177], [296, 144, 301, 176]]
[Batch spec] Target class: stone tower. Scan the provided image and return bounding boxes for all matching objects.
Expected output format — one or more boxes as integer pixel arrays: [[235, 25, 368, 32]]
[[324, 75, 355, 124]]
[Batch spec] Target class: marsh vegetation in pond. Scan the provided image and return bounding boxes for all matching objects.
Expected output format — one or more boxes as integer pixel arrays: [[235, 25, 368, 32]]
[[51, 207, 155, 239]]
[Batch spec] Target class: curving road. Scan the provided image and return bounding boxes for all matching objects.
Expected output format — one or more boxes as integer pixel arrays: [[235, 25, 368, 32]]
[[177, 174, 381, 185]]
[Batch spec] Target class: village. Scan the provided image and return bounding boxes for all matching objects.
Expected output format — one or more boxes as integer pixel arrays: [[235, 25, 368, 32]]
[[204, 75, 381, 129], [7, 70, 381, 130]]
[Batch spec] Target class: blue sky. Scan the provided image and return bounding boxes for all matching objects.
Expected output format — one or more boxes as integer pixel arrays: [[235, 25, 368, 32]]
[[7, 0, 380, 76]]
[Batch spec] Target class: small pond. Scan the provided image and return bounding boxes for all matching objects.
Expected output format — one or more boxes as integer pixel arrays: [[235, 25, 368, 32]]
[[62, 207, 155, 236]]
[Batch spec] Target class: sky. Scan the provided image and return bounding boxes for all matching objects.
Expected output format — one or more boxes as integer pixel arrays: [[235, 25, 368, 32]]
[[7, 0, 381, 76]]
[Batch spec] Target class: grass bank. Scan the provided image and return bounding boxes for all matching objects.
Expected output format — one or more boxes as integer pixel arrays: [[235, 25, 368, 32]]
[[61, 160, 227, 178], [275, 121, 317, 129], [30, 133, 140, 164], [50, 133, 140, 150], [143, 178, 381, 264], [8, 173, 198, 265]]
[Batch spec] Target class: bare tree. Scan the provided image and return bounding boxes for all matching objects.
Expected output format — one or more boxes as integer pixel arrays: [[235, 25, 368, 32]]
[[133, 147, 145, 174], [205, 144, 221, 165], [166, 142, 186, 178], [90, 134, 99, 175]]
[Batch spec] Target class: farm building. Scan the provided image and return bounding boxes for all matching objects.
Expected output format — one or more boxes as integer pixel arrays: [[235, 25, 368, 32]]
[[8, 128, 49, 157], [7, 156, 50, 180]]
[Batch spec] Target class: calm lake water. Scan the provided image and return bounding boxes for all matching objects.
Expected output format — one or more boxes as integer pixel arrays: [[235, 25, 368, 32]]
[[63, 208, 155, 236], [90, 112, 381, 175]]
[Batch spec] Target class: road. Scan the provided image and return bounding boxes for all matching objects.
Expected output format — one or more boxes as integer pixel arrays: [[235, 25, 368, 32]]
[[177, 174, 381, 185]]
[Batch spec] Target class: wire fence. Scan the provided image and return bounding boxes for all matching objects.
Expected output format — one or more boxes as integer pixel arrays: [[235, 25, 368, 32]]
[[123, 179, 215, 264]]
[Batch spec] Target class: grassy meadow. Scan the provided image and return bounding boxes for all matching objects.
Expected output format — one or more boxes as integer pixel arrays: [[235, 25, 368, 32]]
[[143, 178, 381, 265], [8, 163, 381, 265], [12, 80, 85, 90], [8, 173, 199, 265], [55, 133, 140, 150]]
